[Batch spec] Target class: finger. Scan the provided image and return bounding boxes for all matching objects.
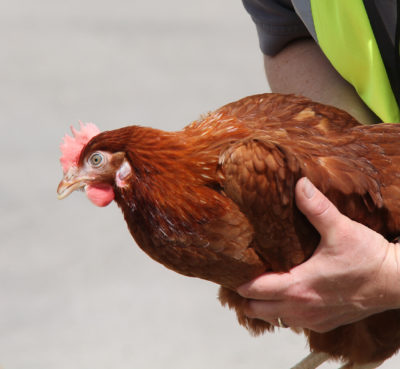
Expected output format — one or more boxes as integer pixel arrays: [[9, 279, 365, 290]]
[[295, 177, 346, 240], [237, 272, 293, 300], [243, 299, 282, 323]]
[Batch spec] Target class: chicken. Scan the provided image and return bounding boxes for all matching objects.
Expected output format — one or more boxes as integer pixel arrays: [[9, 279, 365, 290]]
[[57, 93, 400, 368]]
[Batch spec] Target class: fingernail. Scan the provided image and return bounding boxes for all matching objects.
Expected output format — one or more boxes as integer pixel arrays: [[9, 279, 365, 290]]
[[303, 177, 315, 199]]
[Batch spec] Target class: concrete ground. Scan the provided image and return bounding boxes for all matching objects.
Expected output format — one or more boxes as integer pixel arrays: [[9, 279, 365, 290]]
[[1, 0, 399, 368]]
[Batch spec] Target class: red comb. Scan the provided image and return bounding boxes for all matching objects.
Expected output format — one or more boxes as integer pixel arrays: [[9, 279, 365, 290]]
[[60, 122, 101, 173]]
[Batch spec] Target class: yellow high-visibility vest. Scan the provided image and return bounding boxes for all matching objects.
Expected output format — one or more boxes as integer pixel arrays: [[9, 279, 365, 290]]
[[308, 0, 400, 123]]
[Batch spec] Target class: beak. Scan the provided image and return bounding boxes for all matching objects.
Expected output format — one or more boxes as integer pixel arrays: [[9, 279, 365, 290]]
[[57, 166, 89, 200]]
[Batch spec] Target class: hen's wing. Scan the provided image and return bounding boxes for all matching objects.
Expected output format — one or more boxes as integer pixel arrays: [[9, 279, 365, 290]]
[[218, 133, 386, 271], [219, 137, 313, 271]]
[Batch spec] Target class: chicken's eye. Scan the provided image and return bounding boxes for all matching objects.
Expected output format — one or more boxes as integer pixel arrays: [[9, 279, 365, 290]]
[[88, 152, 104, 167]]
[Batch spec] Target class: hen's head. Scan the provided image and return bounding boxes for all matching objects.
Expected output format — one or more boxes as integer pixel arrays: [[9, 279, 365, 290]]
[[57, 123, 132, 207]]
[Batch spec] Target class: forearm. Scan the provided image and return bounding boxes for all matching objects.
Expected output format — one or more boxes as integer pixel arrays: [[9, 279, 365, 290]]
[[264, 38, 379, 125]]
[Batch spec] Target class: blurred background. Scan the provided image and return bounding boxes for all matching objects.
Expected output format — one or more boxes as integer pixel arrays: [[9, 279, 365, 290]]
[[1, 0, 399, 368]]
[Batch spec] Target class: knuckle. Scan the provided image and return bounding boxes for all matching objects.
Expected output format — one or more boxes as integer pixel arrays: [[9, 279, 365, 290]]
[[311, 194, 332, 218], [285, 276, 309, 302], [298, 309, 333, 332]]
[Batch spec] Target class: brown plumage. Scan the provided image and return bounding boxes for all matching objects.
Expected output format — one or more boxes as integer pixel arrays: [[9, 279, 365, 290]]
[[57, 93, 400, 367]]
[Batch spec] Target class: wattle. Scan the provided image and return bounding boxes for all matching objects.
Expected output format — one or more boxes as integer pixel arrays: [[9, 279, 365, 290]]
[[85, 184, 115, 207]]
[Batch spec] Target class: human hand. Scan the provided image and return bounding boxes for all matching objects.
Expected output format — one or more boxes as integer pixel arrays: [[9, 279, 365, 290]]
[[237, 177, 400, 333]]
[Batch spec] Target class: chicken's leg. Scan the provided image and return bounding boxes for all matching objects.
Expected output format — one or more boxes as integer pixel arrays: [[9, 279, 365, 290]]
[[291, 352, 330, 369]]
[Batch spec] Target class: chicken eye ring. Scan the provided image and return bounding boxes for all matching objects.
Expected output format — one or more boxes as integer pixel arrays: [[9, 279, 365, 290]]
[[88, 152, 104, 167]]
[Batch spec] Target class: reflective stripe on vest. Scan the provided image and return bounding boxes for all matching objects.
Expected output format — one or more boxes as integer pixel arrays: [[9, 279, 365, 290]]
[[310, 0, 400, 123]]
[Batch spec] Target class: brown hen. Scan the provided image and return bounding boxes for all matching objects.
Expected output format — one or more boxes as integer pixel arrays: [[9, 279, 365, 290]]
[[57, 93, 400, 368]]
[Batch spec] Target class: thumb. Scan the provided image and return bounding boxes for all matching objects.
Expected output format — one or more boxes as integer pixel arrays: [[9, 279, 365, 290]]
[[295, 177, 345, 240]]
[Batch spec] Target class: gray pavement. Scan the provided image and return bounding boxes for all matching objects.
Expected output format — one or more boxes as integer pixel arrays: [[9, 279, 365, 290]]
[[1, 0, 399, 368]]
